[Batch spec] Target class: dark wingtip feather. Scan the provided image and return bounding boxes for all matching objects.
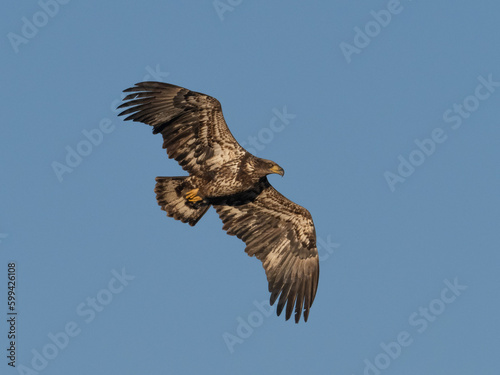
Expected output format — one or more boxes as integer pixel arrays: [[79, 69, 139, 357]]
[[270, 290, 280, 306], [286, 293, 297, 322], [276, 282, 293, 318], [116, 101, 129, 110], [294, 283, 305, 323], [276, 296, 286, 317], [303, 308, 309, 322], [117, 107, 137, 118], [122, 81, 182, 93]]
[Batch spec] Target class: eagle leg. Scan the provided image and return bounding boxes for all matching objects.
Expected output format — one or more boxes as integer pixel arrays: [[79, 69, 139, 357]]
[[185, 188, 203, 203]]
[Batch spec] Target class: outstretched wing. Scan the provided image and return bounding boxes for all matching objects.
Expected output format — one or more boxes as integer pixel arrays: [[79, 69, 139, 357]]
[[117, 82, 247, 177], [213, 179, 319, 323]]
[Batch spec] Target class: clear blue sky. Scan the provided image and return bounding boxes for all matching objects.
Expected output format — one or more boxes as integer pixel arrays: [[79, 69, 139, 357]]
[[1, 1, 499, 374]]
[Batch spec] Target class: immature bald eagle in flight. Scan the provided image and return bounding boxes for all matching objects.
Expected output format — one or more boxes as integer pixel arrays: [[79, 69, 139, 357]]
[[117, 82, 319, 323]]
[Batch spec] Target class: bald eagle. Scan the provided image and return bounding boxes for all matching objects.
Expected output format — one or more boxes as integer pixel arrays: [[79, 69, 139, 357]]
[[118, 82, 319, 323]]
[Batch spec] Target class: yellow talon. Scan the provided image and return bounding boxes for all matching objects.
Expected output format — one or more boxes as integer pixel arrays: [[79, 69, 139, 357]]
[[185, 189, 203, 202]]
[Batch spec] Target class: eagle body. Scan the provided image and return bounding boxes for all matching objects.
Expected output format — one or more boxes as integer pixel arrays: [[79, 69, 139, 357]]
[[118, 82, 319, 323], [195, 155, 262, 198]]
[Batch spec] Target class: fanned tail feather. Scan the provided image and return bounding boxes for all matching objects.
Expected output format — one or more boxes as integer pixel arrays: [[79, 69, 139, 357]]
[[154, 177, 209, 226]]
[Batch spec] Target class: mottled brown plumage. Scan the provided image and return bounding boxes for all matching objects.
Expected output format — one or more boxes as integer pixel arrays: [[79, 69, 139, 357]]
[[117, 82, 319, 323]]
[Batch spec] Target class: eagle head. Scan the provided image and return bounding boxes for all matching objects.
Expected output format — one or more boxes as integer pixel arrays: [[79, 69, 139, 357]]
[[253, 158, 285, 177]]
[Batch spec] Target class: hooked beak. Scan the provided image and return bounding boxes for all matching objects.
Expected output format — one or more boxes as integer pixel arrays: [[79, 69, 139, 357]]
[[270, 165, 285, 177]]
